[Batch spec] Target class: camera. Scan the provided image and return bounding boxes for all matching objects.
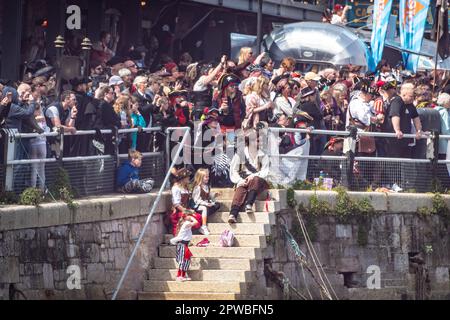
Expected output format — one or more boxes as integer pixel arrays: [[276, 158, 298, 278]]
[[317, 77, 336, 91]]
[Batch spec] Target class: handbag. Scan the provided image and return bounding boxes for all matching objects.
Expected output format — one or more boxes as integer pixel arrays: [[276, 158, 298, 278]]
[[358, 134, 376, 154]]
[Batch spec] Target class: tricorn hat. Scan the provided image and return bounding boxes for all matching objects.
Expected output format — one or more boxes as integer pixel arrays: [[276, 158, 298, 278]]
[[293, 111, 314, 126], [70, 77, 90, 87], [300, 87, 316, 99], [171, 167, 191, 181], [359, 80, 378, 95], [324, 136, 344, 150], [168, 89, 188, 98], [218, 73, 241, 91]]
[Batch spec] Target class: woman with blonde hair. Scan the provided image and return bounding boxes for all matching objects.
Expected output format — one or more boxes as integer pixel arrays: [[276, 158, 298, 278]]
[[114, 94, 132, 152], [191, 168, 221, 235], [332, 82, 349, 130], [243, 76, 273, 129], [238, 47, 253, 65]]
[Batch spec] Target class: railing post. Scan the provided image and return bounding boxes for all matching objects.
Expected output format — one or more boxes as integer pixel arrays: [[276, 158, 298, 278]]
[[165, 128, 171, 173], [3, 130, 15, 191], [431, 131, 440, 192], [344, 126, 357, 190], [57, 127, 64, 165], [112, 126, 120, 168]]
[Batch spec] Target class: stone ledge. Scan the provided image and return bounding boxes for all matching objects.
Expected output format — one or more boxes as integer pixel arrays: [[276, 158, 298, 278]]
[[294, 191, 441, 213], [0, 192, 171, 231]]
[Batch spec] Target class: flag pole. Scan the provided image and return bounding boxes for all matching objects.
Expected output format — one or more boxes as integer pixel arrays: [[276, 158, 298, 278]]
[[433, 8, 441, 97]]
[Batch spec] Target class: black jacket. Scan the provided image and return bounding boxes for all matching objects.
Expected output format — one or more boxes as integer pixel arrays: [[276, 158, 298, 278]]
[[133, 91, 155, 126]]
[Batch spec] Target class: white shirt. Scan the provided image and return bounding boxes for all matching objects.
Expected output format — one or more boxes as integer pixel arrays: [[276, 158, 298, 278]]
[[331, 14, 345, 25], [230, 147, 270, 185], [193, 76, 208, 92], [192, 185, 216, 207], [274, 96, 293, 117], [170, 221, 194, 244], [346, 97, 375, 130], [171, 185, 189, 206]]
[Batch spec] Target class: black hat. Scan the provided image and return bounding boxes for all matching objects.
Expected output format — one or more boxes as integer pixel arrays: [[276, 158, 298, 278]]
[[206, 107, 220, 115], [70, 77, 90, 87], [271, 73, 290, 86], [218, 73, 240, 90], [376, 79, 397, 91], [324, 136, 344, 150], [359, 80, 377, 95], [293, 111, 314, 126], [168, 89, 188, 98], [300, 87, 316, 99], [171, 167, 191, 181]]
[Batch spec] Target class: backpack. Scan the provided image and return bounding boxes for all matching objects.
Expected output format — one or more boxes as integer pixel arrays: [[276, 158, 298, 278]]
[[219, 229, 235, 247]]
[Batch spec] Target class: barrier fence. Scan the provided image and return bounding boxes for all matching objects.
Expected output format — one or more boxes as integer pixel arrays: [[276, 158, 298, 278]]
[[0, 127, 165, 197], [2, 126, 450, 199], [267, 127, 450, 192]]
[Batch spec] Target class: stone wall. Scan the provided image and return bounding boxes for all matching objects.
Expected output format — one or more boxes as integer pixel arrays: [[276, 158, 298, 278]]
[[264, 191, 450, 300], [2, 190, 450, 300], [0, 193, 171, 300]]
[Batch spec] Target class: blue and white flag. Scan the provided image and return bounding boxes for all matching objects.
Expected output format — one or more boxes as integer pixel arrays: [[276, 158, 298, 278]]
[[370, 0, 394, 72], [399, 0, 431, 72]]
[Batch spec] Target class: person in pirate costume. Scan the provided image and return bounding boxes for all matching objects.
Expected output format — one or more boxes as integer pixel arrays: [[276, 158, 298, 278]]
[[168, 89, 192, 128], [169, 212, 198, 282], [169, 167, 201, 235], [228, 128, 270, 223], [319, 136, 345, 184], [192, 56, 227, 121], [192, 108, 221, 171], [212, 73, 245, 145]]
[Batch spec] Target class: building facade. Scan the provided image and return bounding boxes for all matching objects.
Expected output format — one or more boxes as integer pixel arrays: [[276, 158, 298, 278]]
[[0, 0, 324, 81]]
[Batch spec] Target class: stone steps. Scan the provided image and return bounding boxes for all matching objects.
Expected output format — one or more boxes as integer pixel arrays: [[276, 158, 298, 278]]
[[207, 222, 270, 235], [159, 245, 262, 259], [153, 257, 257, 271], [214, 200, 280, 213], [138, 292, 240, 300], [143, 280, 248, 294], [207, 212, 275, 224], [140, 187, 281, 300], [163, 234, 267, 248], [212, 189, 284, 201], [147, 269, 254, 282]]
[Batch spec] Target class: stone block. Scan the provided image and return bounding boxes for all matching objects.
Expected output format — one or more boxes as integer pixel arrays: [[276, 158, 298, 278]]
[[337, 257, 360, 273], [130, 223, 141, 241], [336, 224, 352, 239], [86, 263, 105, 284], [0, 257, 20, 283], [387, 193, 432, 213], [43, 264, 54, 289], [393, 253, 409, 273], [66, 244, 79, 259], [435, 267, 450, 285], [47, 239, 55, 248], [100, 248, 108, 263]]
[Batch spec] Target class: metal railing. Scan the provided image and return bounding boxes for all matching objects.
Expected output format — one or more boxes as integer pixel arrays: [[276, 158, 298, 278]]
[[267, 126, 449, 192], [111, 127, 191, 300], [0, 127, 165, 196]]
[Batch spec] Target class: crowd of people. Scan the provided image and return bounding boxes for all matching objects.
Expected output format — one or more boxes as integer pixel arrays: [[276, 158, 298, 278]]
[[1, 28, 450, 194], [2, 25, 450, 283]]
